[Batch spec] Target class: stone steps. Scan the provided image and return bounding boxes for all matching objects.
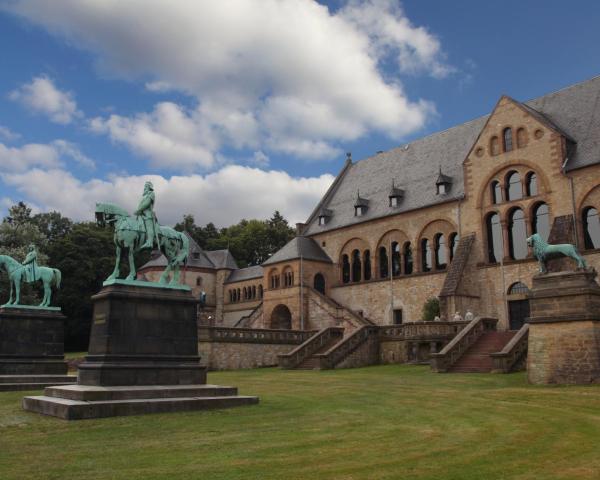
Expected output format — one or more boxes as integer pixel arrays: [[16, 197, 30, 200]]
[[449, 331, 517, 373], [44, 384, 238, 401], [23, 394, 259, 420], [0, 375, 76, 391]]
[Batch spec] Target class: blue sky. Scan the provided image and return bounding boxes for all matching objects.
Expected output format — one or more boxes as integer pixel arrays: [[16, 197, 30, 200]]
[[1, 0, 599, 226]]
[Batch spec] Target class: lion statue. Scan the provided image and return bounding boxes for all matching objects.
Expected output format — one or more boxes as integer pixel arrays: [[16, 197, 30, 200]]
[[526, 233, 587, 274]]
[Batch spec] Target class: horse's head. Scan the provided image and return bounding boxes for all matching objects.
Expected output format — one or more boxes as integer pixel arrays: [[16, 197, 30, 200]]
[[95, 202, 130, 227]]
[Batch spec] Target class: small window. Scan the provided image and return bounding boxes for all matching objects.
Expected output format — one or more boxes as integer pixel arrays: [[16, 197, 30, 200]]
[[449, 233, 458, 262], [364, 250, 372, 281], [355, 206, 364, 217], [486, 213, 502, 263], [379, 246, 389, 279], [532, 203, 550, 241], [318, 216, 326, 226], [526, 172, 538, 196], [437, 183, 447, 195], [503, 127, 513, 152], [435, 233, 447, 270], [583, 207, 600, 249], [196, 277, 202, 286], [516, 128, 527, 148], [490, 136, 500, 156], [393, 309, 403, 325], [491, 180, 502, 204], [352, 249, 362, 282], [509, 208, 527, 260], [403, 242, 413, 275], [421, 238, 432, 272], [506, 171, 523, 201], [192, 252, 200, 259], [391, 242, 401, 277], [390, 196, 399, 207], [342, 254, 350, 284]]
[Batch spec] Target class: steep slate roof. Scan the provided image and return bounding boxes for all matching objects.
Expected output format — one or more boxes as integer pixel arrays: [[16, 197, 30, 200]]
[[205, 249, 239, 270], [304, 75, 600, 235], [262, 236, 333, 266], [224, 265, 264, 284]]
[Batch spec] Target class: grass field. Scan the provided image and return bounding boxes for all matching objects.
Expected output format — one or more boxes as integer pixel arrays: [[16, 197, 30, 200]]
[[0, 365, 599, 480]]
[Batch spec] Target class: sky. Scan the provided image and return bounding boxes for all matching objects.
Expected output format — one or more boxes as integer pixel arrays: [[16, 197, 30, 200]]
[[1, 0, 599, 227]]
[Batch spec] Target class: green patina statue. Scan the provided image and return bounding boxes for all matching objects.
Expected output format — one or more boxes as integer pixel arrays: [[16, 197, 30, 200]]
[[527, 233, 587, 274], [95, 181, 189, 286], [0, 244, 62, 308]]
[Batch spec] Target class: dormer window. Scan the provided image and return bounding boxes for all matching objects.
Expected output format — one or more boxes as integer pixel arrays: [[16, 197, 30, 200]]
[[435, 168, 452, 196], [192, 252, 200, 259], [388, 180, 404, 208], [317, 208, 332, 226], [354, 191, 369, 217]]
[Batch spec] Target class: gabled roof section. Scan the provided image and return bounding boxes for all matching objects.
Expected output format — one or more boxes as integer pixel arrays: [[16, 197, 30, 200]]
[[262, 236, 333, 266], [354, 191, 370, 208], [304, 75, 600, 235], [435, 167, 452, 186], [224, 265, 264, 284], [205, 249, 239, 270], [388, 180, 404, 198]]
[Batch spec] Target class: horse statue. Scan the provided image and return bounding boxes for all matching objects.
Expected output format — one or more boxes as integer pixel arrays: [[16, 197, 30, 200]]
[[526, 233, 587, 274], [95, 202, 189, 285], [0, 254, 61, 307]]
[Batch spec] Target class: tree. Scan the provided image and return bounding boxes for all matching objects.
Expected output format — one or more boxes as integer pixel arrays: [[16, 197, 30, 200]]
[[422, 297, 440, 321], [31, 211, 73, 243]]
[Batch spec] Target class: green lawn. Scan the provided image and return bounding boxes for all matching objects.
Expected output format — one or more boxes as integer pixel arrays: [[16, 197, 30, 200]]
[[0, 365, 599, 480]]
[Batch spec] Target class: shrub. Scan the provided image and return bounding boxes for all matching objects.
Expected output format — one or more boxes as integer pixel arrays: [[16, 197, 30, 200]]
[[422, 297, 440, 321]]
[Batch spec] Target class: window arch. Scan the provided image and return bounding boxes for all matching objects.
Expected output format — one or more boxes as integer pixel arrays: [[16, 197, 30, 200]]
[[237, 288, 241, 300], [486, 212, 503, 263], [491, 180, 502, 204], [449, 233, 458, 262], [379, 246, 389, 279], [314, 273, 326, 294], [283, 268, 293, 287], [363, 250, 372, 281], [532, 202, 550, 241], [505, 171, 523, 201], [508, 208, 527, 260], [269, 270, 280, 289], [525, 171, 538, 196], [342, 254, 350, 284], [243, 287, 248, 300], [508, 281, 530, 295], [490, 136, 500, 156], [435, 233, 447, 269], [503, 127, 513, 152], [583, 207, 600, 249], [403, 242, 413, 274], [391, 241, 401, 277], [352, 249, 362, 282], [252, 285, 256, 299], [258, 284, 263, 298], [516, 128, 527, 148], [421, 238, 432, 272]]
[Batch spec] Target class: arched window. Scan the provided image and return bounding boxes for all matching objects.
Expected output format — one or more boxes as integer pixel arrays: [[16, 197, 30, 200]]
[[352, 249, 362, 282], [314, 273, 326, 294], [449, 233, 458, 262], [258, 285, 263, 298], [435, 233, 447, 269], [508, 281, 530, 295], [270, 271, 279, 289], [583, 207, 600, 249], [491, 180, 502, 204], [490, 136, 500, 156], [229, 290, 233, 303], [243, 287, 248, 300], [526, 171, 538, 196], [379, 246, 389, 279], [252, 285, 256, 299], [505, 171, 523, 201], [363, 250, 371, 281], [391, 241, 401, 277], [486, 213, 503, 263], [503, 127, 513, 152], [509, 208, 527, 260], [342, 254, 350, 284], [421, 238, 432, 272], [532, 203, 550, 241], [403, 242, 413, 274], [516, 128, 527, 148], [237, 288, 241, 300], [283, 269, 293, 287]]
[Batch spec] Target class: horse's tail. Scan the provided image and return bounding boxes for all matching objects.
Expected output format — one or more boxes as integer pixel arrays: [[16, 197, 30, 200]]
[[53, 268, 62, 289]]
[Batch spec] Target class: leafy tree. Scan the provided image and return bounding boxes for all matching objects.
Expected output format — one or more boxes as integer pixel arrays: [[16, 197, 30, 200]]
[[31, 211, 73, 243], [422, 297, 440, 321]]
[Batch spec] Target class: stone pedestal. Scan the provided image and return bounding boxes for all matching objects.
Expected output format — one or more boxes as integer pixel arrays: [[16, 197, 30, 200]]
[[23, 282, 258, 419], [0, 306, 76, 391], [527, 269, 600, 384]]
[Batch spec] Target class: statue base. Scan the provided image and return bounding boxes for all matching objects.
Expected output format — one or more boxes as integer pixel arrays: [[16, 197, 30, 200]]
[[527, 269, 600, 384], [0, 307, 76, 391], [23, 283, 258, 418]]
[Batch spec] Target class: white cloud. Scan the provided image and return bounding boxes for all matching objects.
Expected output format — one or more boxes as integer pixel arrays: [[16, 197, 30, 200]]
[[2, 165, 335, 226], [4, 0, 451, 168], [0, 125, 20, 142], [0, 140, 93, 172], [251, 150, 269, 168], [8, 75, 82, 124]]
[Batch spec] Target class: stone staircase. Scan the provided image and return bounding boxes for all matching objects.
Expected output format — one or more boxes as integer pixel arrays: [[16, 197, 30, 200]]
[[294, 334, 345, 369], [449, 331, 517, 373]]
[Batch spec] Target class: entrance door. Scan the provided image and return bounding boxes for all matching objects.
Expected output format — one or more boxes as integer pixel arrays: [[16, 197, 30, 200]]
[[508, 299, 530, 330]]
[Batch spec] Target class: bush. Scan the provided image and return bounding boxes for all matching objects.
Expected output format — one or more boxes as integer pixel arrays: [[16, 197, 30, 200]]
[[422, 297, 440, 321]]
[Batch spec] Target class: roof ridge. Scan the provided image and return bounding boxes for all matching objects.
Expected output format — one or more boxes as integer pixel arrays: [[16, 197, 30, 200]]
[[523, 73, 600, 104]]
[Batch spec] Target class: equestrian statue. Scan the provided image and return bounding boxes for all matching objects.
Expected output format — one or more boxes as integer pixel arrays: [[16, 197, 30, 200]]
[[95, 181, 189, 285], [0, 244, 62, 307], [527, 233, 587, 274]]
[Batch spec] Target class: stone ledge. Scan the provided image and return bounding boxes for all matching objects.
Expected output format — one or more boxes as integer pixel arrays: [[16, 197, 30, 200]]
[[527, 314, 600, 324]]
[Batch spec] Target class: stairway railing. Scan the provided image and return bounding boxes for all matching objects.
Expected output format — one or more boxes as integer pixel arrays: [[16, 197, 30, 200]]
[[315, 325, 379, 369], [430, 316, 498, 372], [277, 327, 344, 369], [490, 324, 529, 373], [307, 287, 375, 327]]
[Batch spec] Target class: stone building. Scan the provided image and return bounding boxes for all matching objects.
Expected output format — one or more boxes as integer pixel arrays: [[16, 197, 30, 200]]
[[140, 76, 600, 335]]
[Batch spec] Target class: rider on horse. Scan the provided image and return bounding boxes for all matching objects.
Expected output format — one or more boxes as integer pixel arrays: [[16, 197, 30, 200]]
[[135, 181, 158, 250], [23, 243, 39, 282]]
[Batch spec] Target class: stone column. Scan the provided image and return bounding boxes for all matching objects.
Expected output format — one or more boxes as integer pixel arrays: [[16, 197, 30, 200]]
[[527, 269, 600, 384]]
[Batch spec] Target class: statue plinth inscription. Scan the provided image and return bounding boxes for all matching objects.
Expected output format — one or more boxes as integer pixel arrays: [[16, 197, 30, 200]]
[[527, 269, 600, 384]]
